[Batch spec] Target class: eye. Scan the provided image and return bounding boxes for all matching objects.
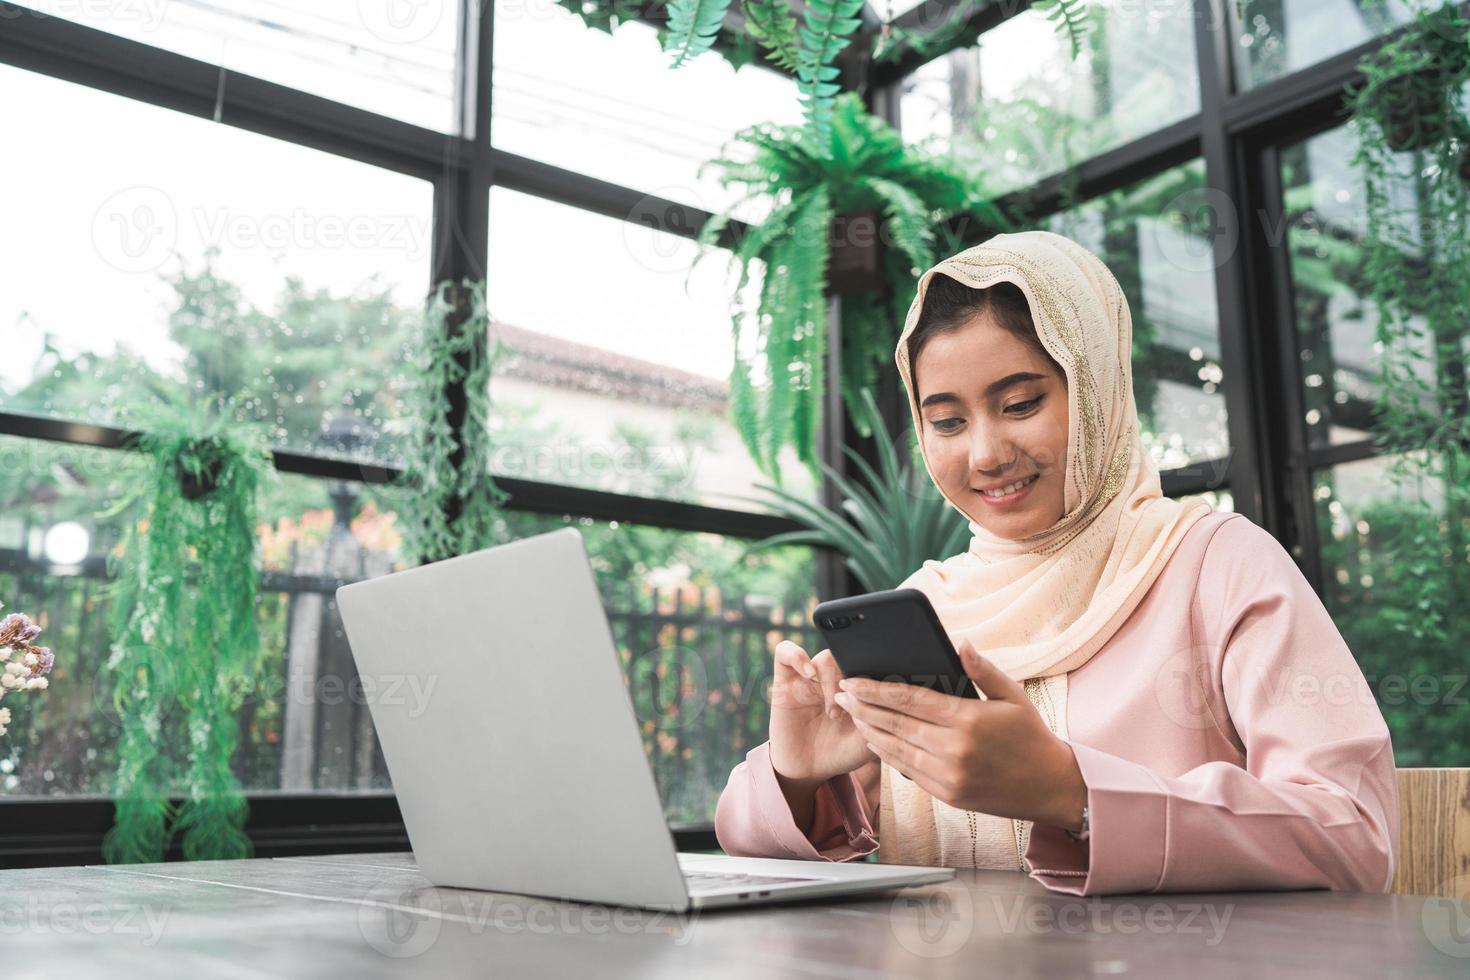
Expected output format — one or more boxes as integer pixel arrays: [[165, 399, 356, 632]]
[[1005, 397, 1042, 415], [930, 417, 963, 433]]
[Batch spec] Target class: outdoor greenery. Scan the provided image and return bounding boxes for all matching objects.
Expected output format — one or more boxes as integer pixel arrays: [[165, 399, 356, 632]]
[[0, 265, 819, 819]]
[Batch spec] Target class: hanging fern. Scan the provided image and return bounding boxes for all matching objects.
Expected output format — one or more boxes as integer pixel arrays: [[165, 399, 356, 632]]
[[1030, 0, 1092, 60], [742, 0, 802, 72], [794, 0, 866, 154], [663, 0, 734, 66], [696, 92, 1006, 483], [396, 279, 508, 564], [102, 396, 271, 864]]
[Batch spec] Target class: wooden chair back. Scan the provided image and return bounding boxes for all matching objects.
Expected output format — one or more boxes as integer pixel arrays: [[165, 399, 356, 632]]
[[1392, 768, 1470, 898]]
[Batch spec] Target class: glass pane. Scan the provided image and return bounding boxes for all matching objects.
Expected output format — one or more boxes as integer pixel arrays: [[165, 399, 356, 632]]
[[486, 186, 818, 507], [1230, 0, 1415, 91], [1046, 161, 1231, 475], [491, 0, 801, 217], [1313, 454, 1470, 766], [10, 0, 461, 131], [900, 0, 1201, 197], [0, 64, 432, 466], [1280, 123, 1437, 449], [0, 438, 819, 825]]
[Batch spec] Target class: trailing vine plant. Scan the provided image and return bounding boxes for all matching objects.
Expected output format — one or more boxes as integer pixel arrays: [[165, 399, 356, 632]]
[[102, 396, 272, 863], [395, 279, 508, 564], [695, 91, 1006, 481], [1346, 1, 1470, 636]]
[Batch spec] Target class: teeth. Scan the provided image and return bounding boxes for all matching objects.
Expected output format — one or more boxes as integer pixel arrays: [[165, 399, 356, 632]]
[[981, 474, 1037, 498]]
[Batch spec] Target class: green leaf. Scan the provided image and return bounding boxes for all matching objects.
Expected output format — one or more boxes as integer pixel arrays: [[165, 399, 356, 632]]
[[664, 0, 734, 68]]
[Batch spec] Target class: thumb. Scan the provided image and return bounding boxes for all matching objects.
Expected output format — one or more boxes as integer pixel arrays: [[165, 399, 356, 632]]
[[956, 638, 1026, 703]]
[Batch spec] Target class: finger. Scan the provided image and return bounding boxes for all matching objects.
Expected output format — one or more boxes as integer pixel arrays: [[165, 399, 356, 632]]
[[956, 638, 1027, 703], [809, 649, 846, 721], [773, 639, 818, 682], [771, 640, 823, 710], [858, 723, 946, 794], [834, 691, 950, 753], [839, 676, 968, 725]]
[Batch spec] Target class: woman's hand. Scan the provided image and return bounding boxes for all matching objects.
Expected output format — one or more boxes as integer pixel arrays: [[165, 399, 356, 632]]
[[768, 639, 877, 787], [832, 638, 1087, 832]]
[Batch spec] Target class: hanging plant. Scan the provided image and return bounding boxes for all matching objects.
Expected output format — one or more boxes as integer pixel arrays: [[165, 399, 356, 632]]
[[395, 279, 509, 564], [1346, 1, 1470, 614], [102, 396, 271, 864], [1354, 4, 1470, 152], [694, 91, 1006, 481]]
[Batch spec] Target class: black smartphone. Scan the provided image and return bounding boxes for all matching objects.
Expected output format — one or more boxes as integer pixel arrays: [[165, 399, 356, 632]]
[[812, 589, 978, 699]]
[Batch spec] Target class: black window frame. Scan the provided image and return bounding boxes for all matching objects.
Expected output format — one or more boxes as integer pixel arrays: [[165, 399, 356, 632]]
[[0, 0, 1437, 865]]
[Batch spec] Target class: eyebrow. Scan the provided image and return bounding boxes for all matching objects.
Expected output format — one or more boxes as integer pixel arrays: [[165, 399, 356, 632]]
[[919, 372, 1048, 409]]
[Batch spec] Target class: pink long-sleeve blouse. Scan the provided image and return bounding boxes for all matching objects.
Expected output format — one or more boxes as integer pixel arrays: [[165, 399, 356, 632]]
[[714, 511, 1400, 895]]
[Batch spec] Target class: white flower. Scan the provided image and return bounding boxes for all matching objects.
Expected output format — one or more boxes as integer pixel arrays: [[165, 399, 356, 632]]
[[0, 707, 9, 725], [24, 677, 47, 691], [22, 651, 37, 668], [0, 673, 19, 690]]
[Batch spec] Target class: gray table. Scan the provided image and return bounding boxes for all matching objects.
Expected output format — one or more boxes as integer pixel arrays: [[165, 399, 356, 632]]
[[2, 851, 1466, 977]]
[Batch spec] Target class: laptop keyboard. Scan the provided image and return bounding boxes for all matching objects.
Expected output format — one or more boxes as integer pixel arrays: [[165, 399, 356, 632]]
[[682, 870, 822, 892]]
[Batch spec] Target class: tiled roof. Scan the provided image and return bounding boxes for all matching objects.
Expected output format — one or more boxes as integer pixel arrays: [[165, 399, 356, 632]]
[[491, 321, 729, 413]]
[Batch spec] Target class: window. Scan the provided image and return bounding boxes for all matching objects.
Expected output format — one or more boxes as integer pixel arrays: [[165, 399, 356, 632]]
[[1046, 161, 1231, 477], [0, 437, 816, 824], [0, 64, 433, 466], [1229, 0, 1415, 91], [901, 0, 1201, 197], [9, 0, 463, 131], [485, 186, 819, 508], [1280, 122, 1438, 449], [1312, 454, 1470, 765], [490, 0, 801, 218]]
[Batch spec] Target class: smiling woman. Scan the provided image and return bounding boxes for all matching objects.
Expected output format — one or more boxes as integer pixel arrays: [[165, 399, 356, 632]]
[[715, 230, 1399, 896], [905, 277, 1069, 539]]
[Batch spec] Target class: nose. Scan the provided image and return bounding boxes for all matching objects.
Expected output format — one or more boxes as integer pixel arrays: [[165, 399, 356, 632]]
[[970, 421, 1019, 476]]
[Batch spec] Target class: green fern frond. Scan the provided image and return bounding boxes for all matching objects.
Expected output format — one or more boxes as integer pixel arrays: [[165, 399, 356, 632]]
[[664, 0, 734, 67], [1032, 0, 1092, 61], [742, 0, 802, 72], [794, 0, 865, 152]]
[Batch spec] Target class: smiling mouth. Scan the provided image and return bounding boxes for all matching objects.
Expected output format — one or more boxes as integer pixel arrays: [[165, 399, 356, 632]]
[[975, 473, 1039, 499]]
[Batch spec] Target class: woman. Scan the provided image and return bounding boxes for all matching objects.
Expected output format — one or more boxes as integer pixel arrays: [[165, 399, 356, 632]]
[[714, 230, 1398, 895]]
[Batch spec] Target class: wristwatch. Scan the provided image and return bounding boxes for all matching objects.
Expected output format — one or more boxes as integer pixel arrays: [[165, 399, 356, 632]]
[[1064, 804, 1090, 842]]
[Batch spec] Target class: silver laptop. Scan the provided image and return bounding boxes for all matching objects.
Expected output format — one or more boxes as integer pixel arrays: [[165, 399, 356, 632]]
[[335, 527, 953, 911]]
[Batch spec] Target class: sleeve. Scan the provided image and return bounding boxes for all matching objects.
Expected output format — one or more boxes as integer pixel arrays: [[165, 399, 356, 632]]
[[714, 741, 879, 861], [1024, 516, 1400, 895]]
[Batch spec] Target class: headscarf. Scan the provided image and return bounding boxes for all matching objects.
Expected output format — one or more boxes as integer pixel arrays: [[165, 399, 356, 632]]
[[876, 230, 1214, 872]]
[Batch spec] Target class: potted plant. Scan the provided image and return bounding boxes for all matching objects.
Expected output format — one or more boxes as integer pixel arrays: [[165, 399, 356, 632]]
[[695, 91, 1006, 481], [102, 396, 272, 864], [734, 389, 970, 593]]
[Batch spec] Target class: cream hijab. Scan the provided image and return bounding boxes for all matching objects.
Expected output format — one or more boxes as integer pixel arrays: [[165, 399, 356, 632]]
[[876, 230, 1214, 871]]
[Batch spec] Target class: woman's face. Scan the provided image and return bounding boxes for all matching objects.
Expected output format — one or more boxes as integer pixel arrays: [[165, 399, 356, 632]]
[[913, 314, 1070, 540]]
